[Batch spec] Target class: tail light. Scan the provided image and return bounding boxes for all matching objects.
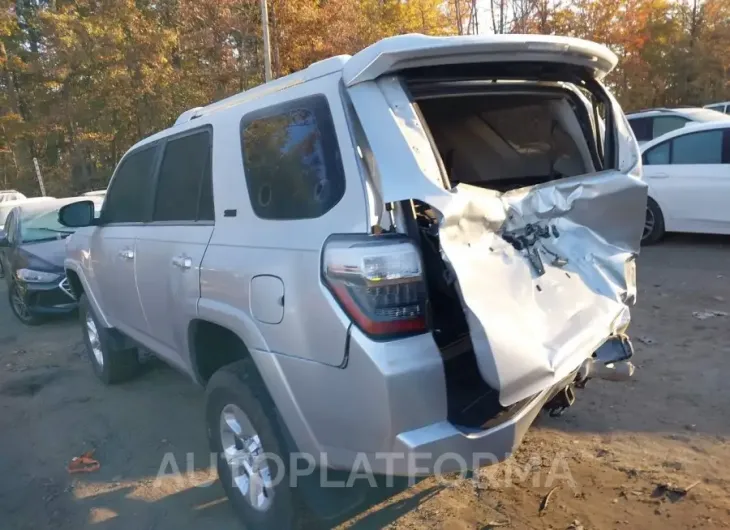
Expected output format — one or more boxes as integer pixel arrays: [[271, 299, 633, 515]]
[[322, 234, 428, 339]]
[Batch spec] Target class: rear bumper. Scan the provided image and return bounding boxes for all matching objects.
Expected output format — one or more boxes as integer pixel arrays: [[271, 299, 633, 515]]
[[250, 328, 592, 477], [319, 376, 572, 476]]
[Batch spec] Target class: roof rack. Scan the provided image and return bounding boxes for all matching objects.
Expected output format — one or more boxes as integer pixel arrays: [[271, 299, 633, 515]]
[[173, 55, 351, 126]]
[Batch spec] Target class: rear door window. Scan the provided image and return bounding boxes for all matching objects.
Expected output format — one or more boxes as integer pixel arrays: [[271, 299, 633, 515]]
[[671, 130, 723, 164], [240, 95, 346, 220], [103, 146, 158, 224], [652, 116, 689, 139], [152, 129, 214, 222]]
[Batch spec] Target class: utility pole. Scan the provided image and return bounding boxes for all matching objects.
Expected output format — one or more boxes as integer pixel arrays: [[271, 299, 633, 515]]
[[260, 0, 273, 82], [32, 157, 46, 196]]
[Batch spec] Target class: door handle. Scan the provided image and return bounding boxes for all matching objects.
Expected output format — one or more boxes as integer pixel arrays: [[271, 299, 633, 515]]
[[118, 249, 134, 260], [172, 255, 193, 270], [649, 173, 669, 179]]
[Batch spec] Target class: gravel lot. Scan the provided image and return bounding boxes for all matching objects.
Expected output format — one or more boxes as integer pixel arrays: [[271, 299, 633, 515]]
[[1, 235, 729, 529]]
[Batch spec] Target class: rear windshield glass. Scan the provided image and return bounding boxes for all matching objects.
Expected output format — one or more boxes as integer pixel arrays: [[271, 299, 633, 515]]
[[419, 95, 589, 189]]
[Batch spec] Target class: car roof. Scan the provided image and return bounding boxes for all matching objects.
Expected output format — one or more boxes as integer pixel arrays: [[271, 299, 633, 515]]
[[130, 34, 617, 152], [16, 196, 96, 216], [628, 107, 730, 121], [640, 120, 730, 152], [0, 196, 55, 211]]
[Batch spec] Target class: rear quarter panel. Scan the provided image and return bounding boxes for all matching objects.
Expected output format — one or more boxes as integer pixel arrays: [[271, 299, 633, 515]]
[[198, 72, 369, 367]]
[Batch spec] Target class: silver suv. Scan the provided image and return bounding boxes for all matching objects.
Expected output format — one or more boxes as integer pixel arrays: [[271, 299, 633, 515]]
[[59, 34, 646, 529]]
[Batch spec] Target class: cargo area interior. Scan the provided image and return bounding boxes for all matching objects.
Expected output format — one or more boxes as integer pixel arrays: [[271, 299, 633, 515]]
[[401, 75, 612, 430]]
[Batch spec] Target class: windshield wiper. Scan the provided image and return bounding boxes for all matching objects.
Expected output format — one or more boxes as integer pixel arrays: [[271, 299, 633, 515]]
[[30, 227, 75, 235], [23, 236, 67, 244]]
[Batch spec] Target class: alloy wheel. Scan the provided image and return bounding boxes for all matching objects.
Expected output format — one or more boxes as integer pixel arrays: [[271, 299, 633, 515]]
[[219, 404, 274, 512], [642, 206, 655, 240], [85, 312, 104, 368], [10, 285, 32, 323]]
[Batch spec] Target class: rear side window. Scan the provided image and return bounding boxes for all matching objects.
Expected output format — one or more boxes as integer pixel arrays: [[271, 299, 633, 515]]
[[644, 142, 670, 165], [240, 95, 345, 220], [153, 129, 214, 222], [628, 117, 652, 142], [103, 146, 158, 223]]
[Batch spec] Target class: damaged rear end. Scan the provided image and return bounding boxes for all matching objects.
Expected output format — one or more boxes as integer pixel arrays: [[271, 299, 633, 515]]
[[334, 34, 646, 427]]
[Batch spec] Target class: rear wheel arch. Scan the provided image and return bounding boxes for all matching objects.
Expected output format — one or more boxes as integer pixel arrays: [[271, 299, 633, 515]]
[[188, 319, 260, 385]]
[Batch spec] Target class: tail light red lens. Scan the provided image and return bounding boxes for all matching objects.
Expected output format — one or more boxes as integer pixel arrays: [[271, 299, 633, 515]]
[[322, 234, 428, 338]]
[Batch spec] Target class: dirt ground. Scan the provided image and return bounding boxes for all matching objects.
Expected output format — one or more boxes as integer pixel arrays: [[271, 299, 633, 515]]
[[1, 235, 729, 530]]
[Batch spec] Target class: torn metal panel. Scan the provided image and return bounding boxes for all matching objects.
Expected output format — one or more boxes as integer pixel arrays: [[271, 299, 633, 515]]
[[435, 173, 647, 406]]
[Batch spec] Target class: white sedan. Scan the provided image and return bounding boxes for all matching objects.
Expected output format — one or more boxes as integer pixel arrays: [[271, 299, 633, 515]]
[[640, 121, 730, 243]]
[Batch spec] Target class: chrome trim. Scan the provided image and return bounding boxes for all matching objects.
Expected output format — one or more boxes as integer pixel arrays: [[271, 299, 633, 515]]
[[59, 276, 76, 300]]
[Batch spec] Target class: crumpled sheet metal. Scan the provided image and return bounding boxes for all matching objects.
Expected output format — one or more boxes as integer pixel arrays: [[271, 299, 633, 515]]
[[435, 172, 647, 406]]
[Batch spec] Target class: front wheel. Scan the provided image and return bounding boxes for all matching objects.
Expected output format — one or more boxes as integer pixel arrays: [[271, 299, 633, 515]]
[[9, 282, 43, 326], [79, 293, 141, 384], [206, 359, 303, 529], [642, 197, 665, 245]]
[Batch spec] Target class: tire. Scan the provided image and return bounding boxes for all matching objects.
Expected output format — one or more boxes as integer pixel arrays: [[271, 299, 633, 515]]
[[642, 197, 665, 245], [79, 293, 141, 384], [206, 359, 304, 530], [8, 282, 44, 326]]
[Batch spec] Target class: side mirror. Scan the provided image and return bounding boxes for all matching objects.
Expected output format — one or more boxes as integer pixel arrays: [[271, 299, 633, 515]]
[[59, 200, 97, 228]]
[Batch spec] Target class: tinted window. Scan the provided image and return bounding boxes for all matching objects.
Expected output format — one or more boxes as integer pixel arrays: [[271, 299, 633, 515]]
[[644, 142, 670, 165], [628, 117, 652, 142], [20, 207, 75, 243], [103, 146, 158, 223], [672, 130, 723, 164], [240, 95, 345, 220], [153, 129, 214, 222], [653, 116, 689, 138]]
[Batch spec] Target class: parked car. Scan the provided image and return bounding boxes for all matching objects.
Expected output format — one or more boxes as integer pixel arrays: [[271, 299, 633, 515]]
[[0, 196, 56, 278], [58, 34, 645, 529], [626, 107, 730, 145], [0, 197, 100, 324], [704, 101, 730, 114], [82, 190, 107, 198], [0, 189, 27, 203], [641, 121, 730, 243]]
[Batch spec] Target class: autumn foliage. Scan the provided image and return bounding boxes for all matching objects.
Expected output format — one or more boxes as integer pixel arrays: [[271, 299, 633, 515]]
[[1, 0, 729, 195]]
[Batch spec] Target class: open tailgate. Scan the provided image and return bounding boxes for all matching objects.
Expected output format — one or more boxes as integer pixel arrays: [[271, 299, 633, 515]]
[[345, 41, 646, 406], [343, 34, 618, 87]]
